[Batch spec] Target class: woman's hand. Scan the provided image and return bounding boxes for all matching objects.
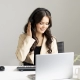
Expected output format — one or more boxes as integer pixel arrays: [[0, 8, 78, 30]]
[[27, 22, 32, 37]]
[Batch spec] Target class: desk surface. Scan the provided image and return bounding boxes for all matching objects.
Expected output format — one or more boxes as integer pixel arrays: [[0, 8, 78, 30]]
[[0, 66, 35, 80], [0, 65, 79, 80]]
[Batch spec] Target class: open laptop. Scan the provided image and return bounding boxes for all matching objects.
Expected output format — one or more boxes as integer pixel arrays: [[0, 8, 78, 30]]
[[28, 52, 74, 80]]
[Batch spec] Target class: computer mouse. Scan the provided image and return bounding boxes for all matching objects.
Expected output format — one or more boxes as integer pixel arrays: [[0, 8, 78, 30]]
[[0, 66, 5, 71]]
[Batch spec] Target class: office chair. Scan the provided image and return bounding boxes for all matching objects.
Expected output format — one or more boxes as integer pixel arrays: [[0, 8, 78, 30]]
[[57, 41, 64, 53]]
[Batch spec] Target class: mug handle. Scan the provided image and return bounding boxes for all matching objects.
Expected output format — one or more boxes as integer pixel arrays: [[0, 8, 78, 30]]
[[75, 68, 78, 75]]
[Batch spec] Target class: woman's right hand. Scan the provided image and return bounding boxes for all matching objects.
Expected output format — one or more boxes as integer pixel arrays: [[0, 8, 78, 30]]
[[27, 22, 32, 37]]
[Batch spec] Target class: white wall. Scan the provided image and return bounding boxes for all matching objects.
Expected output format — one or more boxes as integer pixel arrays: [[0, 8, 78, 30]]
[[51, 0, 80, 54], [0, 0, 80, 65]]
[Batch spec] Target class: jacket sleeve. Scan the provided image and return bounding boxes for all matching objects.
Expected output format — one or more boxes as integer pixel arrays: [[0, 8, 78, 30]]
[[52, 37, 58, 54], [15, 34, 35, 61]]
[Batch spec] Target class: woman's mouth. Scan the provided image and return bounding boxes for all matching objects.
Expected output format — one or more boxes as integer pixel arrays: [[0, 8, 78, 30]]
[[40, 28, 46, 31]]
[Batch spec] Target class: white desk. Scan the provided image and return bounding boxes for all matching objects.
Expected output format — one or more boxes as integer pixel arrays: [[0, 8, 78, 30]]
[[0, 65, 79, 80], [0, 66, 35, 80]]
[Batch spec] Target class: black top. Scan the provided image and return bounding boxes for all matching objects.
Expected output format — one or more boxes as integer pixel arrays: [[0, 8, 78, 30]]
[[34, 46, 41, 65], [23, 46, 41, 66]]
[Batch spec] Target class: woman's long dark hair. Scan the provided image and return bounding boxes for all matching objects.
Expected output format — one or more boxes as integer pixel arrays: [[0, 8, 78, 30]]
[[24, 8, 53, 53]]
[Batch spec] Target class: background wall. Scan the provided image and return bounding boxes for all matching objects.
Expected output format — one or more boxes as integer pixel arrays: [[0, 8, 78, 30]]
[[0, 0, 80, 65]]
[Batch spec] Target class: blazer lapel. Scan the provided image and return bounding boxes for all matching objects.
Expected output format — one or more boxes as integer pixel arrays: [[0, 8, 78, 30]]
[[40, 36, 48, 54], [30, 36, 48, 64]]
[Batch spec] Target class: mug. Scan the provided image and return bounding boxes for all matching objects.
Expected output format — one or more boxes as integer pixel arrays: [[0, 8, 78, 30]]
[[75, 68, 80, 79]]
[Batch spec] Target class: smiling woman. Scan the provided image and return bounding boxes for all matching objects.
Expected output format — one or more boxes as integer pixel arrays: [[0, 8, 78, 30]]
[[15, 7, 58, 66], [36, 16, 50, 35]]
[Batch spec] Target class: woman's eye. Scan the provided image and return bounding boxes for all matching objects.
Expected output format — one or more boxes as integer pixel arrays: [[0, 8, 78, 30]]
[[46, 23, 49, 25], [39, 22, 49, 26], [39, 22, 43, 25]]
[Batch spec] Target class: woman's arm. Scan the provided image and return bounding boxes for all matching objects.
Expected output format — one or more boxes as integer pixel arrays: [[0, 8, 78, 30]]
[[15, 34, 35, 61]]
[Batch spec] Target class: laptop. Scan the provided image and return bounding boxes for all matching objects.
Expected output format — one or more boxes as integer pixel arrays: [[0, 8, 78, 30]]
[[28, 52, 74, 80]]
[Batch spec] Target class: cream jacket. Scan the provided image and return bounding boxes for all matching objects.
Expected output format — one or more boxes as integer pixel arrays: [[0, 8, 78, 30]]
[[15, 33, 58, 64]]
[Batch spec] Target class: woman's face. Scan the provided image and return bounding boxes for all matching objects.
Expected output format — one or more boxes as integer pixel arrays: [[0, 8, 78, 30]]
[[36, 16, 49, 34]]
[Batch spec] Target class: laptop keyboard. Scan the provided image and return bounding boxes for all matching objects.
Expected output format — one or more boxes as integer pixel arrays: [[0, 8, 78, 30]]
[[17, 66, 35, 71]]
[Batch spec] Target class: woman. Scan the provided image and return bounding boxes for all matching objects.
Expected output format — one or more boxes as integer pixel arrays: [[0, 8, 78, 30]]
[[15, 7, 58, 66]]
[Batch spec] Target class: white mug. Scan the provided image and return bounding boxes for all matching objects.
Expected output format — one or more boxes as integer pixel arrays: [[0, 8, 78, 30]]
[[75, 68, 80, 79]]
